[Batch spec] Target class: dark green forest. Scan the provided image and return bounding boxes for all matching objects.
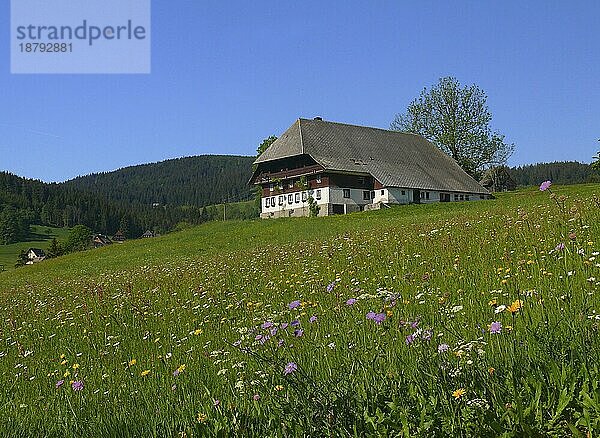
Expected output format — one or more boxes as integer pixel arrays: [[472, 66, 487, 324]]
[[0, 155, 256, 244], [508, 161, 598, 186], [63, 155, 255, 207]]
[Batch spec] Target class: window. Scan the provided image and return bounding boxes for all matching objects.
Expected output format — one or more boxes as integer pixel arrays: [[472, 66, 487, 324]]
[[363, 190, 370, 200], [420, 192, 424, 199], [371, 191, 375, 199], [269, 183, 274, 192], [289, 180, 294, 189], [465, 195, 470, 201], [288, 194, 293, 204], [454, 194, 459, 201], [295, 193, 300, 203], [401, 190, 406, 196], [316, 189, 322, 200], [316, 176, 322, 184], [358, 176, 365, 184], [265, 198, 270, 208], [425, 192, 430, 200], [271, 197, 276, 206], [459, 195, 464, 201], [480, 195, 485, 200], [343, 189, 351, 198], [278, 195, 284, 206], [381, 190, 385, 195], [302, 192, 307, 202]]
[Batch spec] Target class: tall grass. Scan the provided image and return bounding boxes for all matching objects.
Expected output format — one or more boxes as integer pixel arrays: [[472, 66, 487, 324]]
[[1, 184, 599, 436]]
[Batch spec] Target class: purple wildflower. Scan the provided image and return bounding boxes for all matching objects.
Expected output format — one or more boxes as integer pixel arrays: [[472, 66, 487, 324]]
[[233, 340, 242, 347], [366, 311, 376, 320], [173, 369, 181, 377], [489, 321, 502, 334], [373, 313, 386, 324], [259, 335, 270, 345], [55, 380, 64, 389], [284, 362, 298, 375], [253, 394, 260, 401], [288, 300, 301, 310], [438, 343, 449, 353], [291, 319, 301, 327], [405, 334, 415, 345], [539, 180, 552, 191], [255, 334, 263, 341], [261, 321, 273, 329], [555, 243, 565, 251], [281, 322, 289, 330], [278, 339, 285, 348], [294, 329, 304, 337], [326, 281, 337, 292], [346, 298, 357, 306], [309, 315, 317, 323], [410, 320, 419, 329], [71, 380, 84, 391], [213, 399, 221, 407], [270, 327, 278, 336]]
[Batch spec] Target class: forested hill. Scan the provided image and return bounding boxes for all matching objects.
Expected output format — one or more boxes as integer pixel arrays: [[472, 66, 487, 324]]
[[62, 155, 256, 207], [0, 153, 258, 243], [509, 161, 597, 187]]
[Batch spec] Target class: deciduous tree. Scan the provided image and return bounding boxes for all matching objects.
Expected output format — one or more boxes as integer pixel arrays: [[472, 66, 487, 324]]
[[391, 77, 514, 178]]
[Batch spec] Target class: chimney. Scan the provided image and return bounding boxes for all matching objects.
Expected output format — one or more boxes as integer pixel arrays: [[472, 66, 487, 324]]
[[313, 116, 323, 121]]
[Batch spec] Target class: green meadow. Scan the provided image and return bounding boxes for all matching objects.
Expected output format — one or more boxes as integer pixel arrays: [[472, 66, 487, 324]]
[[0, 225, 70, 272], [1, 184, 600, 436]]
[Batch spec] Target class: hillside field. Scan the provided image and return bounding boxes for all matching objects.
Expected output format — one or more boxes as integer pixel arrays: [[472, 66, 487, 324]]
[[0, 225, 70, 272], [1, 184, 600, 436]]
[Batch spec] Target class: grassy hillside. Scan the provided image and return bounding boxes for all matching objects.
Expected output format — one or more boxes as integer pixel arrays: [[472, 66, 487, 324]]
[[1, 184, 600, 436], [0, 225, 69, 272]]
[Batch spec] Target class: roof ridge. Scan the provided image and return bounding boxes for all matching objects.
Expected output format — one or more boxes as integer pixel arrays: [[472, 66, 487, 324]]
[[298, 117, 420, 137]]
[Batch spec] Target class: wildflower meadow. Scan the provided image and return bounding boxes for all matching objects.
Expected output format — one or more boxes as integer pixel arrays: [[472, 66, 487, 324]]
[[1, 183, 600, 436]]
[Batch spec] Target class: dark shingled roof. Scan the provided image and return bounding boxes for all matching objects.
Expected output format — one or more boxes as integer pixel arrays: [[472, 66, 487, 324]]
[[254, 118, 489, 194]]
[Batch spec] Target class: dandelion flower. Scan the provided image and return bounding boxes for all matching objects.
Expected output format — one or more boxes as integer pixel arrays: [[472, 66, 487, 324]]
[[507, 300, 523, 314], [197, 412, 207, 423], [141, 370, 150, 377], [128, 359, 137, 367], [452, 388, 466, 399]]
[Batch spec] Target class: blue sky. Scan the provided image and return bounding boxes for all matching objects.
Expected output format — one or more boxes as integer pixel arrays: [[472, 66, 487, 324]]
[[1, 1, 599, 182]]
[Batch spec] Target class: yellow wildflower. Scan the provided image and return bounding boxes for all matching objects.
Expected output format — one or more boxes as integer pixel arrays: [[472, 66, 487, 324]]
[[507, 300, 523, 314], [60, 360, 68, 366], [452, 388, 466, 399], [141, 370, 150, 377], [128, 359, 137, 367], [197, 412, 207, 423], [194, 329, 203, 336], [488, 367, 495, 375], [275, 385, 284, 391], [72, 363, 79, 370]]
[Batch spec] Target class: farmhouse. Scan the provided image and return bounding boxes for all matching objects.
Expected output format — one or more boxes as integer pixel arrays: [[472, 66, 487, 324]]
[[251, 118, 491, 218], [26, 248, 46, 264]]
